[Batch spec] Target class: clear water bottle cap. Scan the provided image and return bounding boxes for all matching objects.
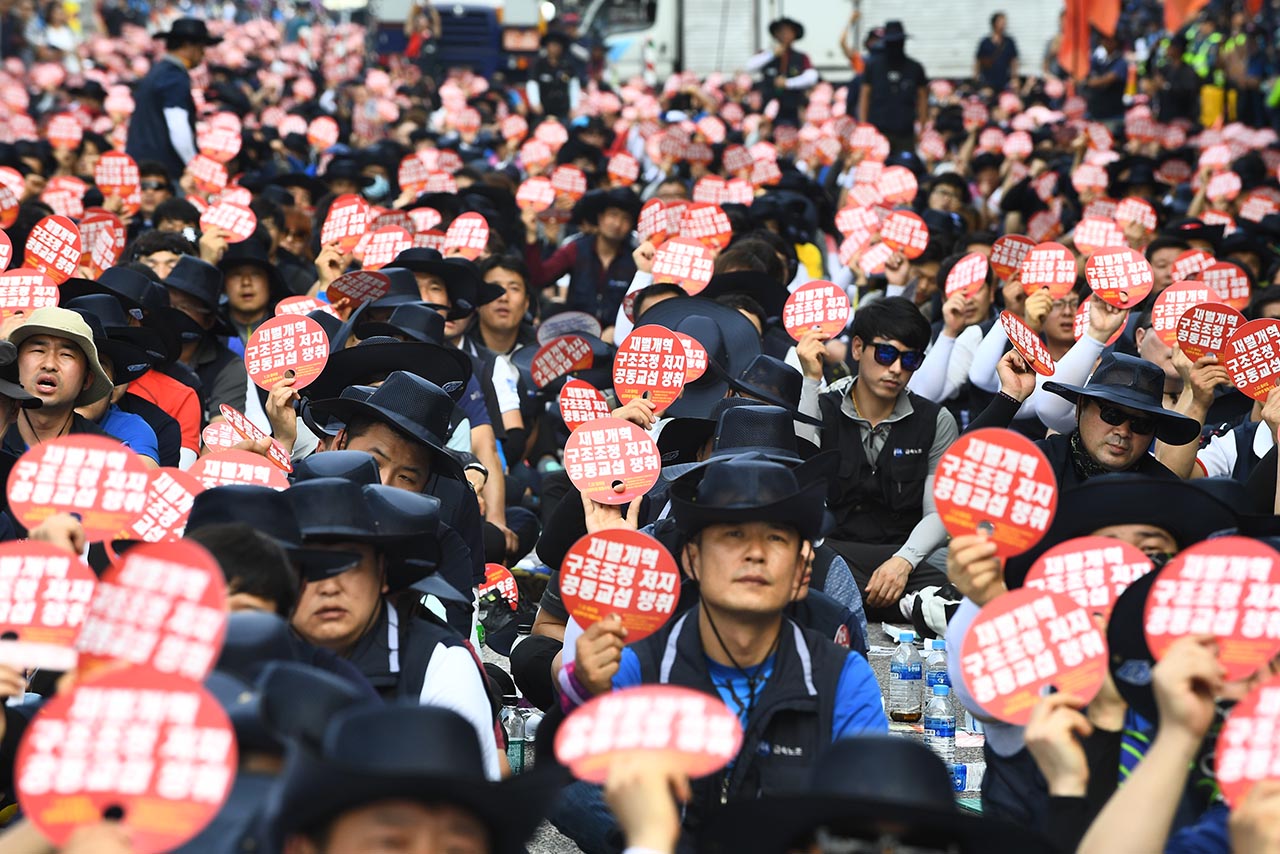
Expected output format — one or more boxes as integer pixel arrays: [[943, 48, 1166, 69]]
[[898, 631, 915, 642], [933, 684, 951, 696]]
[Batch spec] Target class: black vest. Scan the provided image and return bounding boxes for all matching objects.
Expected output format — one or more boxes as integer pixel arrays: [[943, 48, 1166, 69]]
[[631, 610, 846, 841], [1230, 420, 1263, 481], [819, 388, 940, 543], [1037, 432, 1178, 490], [345, 600, 468, 702], [533, 58, 574, 118]]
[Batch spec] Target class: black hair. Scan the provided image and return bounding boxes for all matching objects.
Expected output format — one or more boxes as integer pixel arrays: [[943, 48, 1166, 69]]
[[138, 160, 172, 183], [632, 282, 687, 319], [990, 11, 1005, 28], [477, 253, 529, 287], [1247, 283, 1280, 320], [716, 238, 786, 283], [715, 293, 768, 332], [741, 229, 798, 283], [851, 296, 931, 351], [185, 523, 299, 616], [250, 196, 285, 232], [127, 229, 197, 261], [153, 197, 200, 227], [1144, 236, 1190, 261]]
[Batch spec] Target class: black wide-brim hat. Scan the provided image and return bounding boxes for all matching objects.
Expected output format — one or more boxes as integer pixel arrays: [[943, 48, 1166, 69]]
[[721, 354, 823, 427], [542, 29, 573, 48], [390, 247, 503, 313], [218, 240, 292, 304], [0, 340, 39, 407], [307, 371, 465, 480], [1002, 474, 1240, 590], [268, 705, 565, 854], [703, 736, 1038, 854], [1043, 353, 1202, 446], [155, 16, 223, 45], [269, 171, 328, 201], [768, 16, 805, 40], [301, 337, 471, 402], [699, 270, 791, 322], [669, 454, 831, 543], [656, 397, 763, 466], [635, 296, 762, 418], [1163, 217, 1225, 254], [573, 187, 642, 226]]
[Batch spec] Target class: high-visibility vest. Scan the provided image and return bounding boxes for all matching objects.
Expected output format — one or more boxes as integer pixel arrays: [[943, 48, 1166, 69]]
[[1187, 32, 1224, 86]]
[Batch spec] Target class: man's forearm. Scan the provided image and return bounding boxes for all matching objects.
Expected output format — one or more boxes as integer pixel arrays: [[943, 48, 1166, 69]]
[[892, 512, 947, 569]]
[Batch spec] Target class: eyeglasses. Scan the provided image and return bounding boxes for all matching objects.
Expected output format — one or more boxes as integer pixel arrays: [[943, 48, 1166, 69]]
[[1050, 297, 1081, 312], [873, 342, 926, 372], [1096, 404, 1156, 435], [140, 181, 170, 191]]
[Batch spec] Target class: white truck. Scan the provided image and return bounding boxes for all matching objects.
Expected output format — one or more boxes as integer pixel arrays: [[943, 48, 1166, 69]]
[[579, 0, 1063, 81]]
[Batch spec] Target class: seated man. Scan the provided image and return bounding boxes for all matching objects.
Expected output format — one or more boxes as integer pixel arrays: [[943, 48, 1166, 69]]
[[4, 306, 115, 453], [816, 297, 958, 620], [569, 458, 886, 846]]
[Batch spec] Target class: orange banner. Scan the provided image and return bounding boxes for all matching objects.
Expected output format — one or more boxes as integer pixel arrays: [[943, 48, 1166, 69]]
[[1059, 0, 1122, 80]]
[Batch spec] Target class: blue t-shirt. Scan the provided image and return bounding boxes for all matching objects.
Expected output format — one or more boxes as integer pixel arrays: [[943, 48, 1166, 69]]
[[101, 404, 160, 463], [611, 644, 887, 739]]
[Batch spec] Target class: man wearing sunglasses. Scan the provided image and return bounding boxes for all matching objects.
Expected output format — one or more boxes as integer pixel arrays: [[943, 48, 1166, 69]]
[[817, 298, 959, 619], [973, 350, 1201, 487]]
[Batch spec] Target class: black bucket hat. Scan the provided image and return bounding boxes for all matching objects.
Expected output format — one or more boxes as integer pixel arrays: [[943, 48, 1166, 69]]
[[1043, 352, 1202, 445], [66, 304, 155, 384], [185, 484, 364, 580], [218, 239, 292, 305], [267, 704, 563, 854], [655, 397, 762, 466], [0, 339, 39, 407], [291, 448, 381, 484], [768, 16, 805, 40], [322, 156, 374, 186], [156, 17, 223, 46], [389, 247, 502, 315], [669, 456, 830, 542], [723, 353, 822, 426], [302, 334, 469, 403], [703, 737, 1039, 853], [635, 296, 762, 418], [699, 270, 791, 321], [352, 302, 474, 381], [61, 266, 184, 362], [308, 371, 464, 480], [165, 254, 236, 337], [662, 403, 824, 481], [64, 293, 167, 367]]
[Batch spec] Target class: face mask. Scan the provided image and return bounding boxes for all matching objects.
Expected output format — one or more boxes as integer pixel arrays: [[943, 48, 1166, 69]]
[[364, 174, 390, 201]]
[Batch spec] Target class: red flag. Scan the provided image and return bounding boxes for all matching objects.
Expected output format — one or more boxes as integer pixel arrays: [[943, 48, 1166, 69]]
[[1059, 0, 1122, 80], [1165, 0, 1212, 32]]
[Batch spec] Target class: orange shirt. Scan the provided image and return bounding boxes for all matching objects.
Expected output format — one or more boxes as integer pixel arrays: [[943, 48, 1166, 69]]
[[129, 369, 202, 453]]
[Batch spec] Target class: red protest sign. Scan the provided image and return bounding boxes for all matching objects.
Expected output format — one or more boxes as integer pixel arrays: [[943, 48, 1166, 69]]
[[92, 150, 139, 199], [520, 139, 554, 170], [537, 311, 603, 344], [877, 165, 918, 205], [320, 193, 370, 251], [960, 587, 1108, 725], [1073, 217, 1126, 255], [16, 668, 236, 854], [359, 225, 413, 270], [77, 538, 227, 679], [1207, 171, 1243, 202], [607, 152, 641, 187], [0, 541, 96, 671], [23, 214, 80, 285], [677, 333, 709, 382], [7, 436, 149, 541], [934, 427, 1058, 557], [1172, 248, 1215, 283], [197, 124, 241, 163], [1153, 281, 1221, 348], [1177, 302, 1245, 363], [879, 210, 929, 259], [534, 119, 570, 150], [187, 154, 228, 195], [1202, 261, 1252, 311], [1114, 196, 1157, 232], [1072, 163, 1110, 195], [1226, 318, 1280, 401], [561, 528, 681, 641], [1200, 143, 1232, 172], [558, 379, 612, 431], [1144, 536, 1280, 681], [201, 420, 239, 452], [1084, 247, 1154, 309], [637, 199, 669, 245], [550, 165, 588, 201], [115, 468, 205, 544], [516, 176, 556, 212], [0, 181, 19, 229], [398, 152, 433, 196], [244, 315, 330, 391], [219, 404, 293, 473], [999, 310, 1056, 377], [563, 417, 662, 505], [0, 229, 10, 272], [1003, 130, 1033, 159], [1074, 297, 1124, 346], [307, 115, 340, 149], [651, 237, 715, 296], [275, 296, 338, 319], [679, 202, 731, 250], [1025, 536, 1153, 620], [555, 684, 742, 784], [613, 325, 688, 411], [327, 269, 391, 306], [990, 234, 1036, 281], [0, 267, 59, 320], [835, 205, 879, 242], [1019, 242, 1077, 300], [944, 252, 990, 299], [532, 335, 594, 388], [199, 201, 257, 243], [46, 113, 82, 150], [408, 207, 444, 233], [188, 449, 290, 490], [79, 208, 126, 277], [691, 176, 725, 206], [480, 563, 518, 610], [1216, 675, 1280, 807], [783, 280, 851, 340], [444, 212, 490, 260]]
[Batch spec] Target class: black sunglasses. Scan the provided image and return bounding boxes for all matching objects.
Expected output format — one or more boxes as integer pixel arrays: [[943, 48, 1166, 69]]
[[872, 342, 926, 372], [141, 181, 170, 191], [1096, 404, 1156, 435]]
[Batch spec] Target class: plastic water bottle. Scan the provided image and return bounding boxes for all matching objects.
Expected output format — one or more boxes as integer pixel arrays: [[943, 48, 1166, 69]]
[[924, 684, 956, 765], [925, 638, 950, 691], [521, 708, 543, 770], [888, 631, 923, 722], [503, 707, 526, 774]]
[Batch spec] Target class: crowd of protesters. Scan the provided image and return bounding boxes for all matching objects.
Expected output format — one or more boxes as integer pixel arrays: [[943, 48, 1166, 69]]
[[3, 1, 1280, 853]]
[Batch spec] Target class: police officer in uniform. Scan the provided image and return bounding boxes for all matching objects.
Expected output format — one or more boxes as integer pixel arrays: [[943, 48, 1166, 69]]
[[528, 30, 579, 119], [126, 18, 220, 182], [749, 17, 819, 126]]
